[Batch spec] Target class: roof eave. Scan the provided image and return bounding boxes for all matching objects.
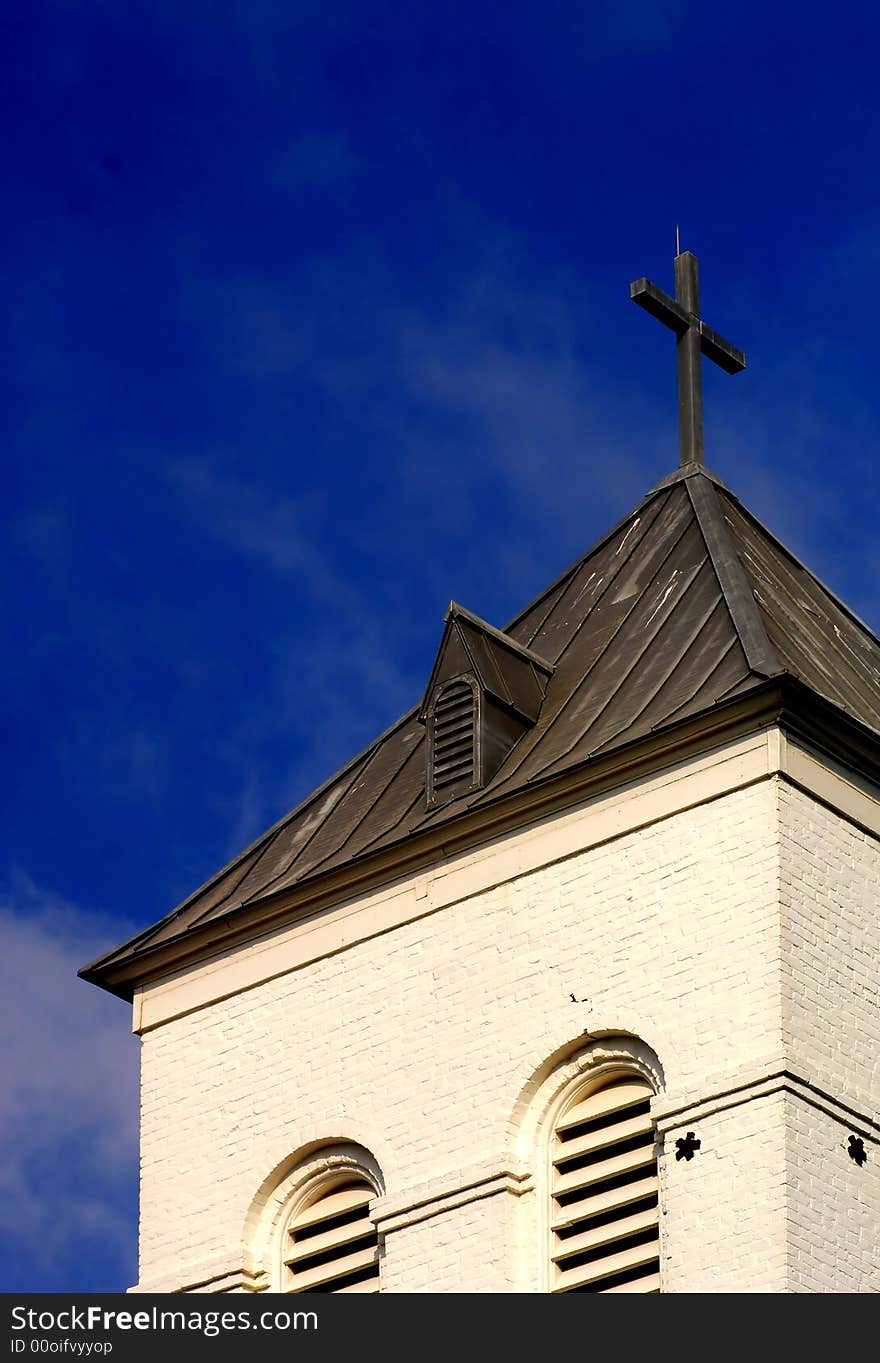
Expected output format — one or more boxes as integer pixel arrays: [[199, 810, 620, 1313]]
[[81, 673, 880, 1003]]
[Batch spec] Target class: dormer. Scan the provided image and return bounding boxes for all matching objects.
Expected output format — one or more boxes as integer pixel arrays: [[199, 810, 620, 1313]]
[[418, 602, 554, 807]]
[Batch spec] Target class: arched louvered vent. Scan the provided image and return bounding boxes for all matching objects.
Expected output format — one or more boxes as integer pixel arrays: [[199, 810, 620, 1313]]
[[550, 1075, 660, 1294], [430, 678, 476, 797], [283, 1177, 380, 1294]]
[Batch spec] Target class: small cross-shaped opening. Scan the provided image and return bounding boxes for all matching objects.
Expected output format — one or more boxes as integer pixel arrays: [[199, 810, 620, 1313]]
[[674, 1131, 701, 1162]]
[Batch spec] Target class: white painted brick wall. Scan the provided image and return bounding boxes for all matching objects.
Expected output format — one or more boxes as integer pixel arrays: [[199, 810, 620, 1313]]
[[380, 1196, 516, 1294], [660, 1094, 789, 1293], [134, 767, 879, 1293], [779, 782, 880, 1108], [785, 1094, 880, 1292], [778, 783, 880, 1292]]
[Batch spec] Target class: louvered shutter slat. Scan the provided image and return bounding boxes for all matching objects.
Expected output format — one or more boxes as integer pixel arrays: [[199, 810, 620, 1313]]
[[434, 745, 472, 763], [435, 696, 473, 716], [555, 1238, 659, 1292], [435, 766, 472, 784], [435, 712, 473, 735], [554, 1109, 653, 1161], [434, 724, 473, 750], [288, 1243, 380, 1293], [331, 1276, 381, 1294], [434, 711, 471, 730], [285, 1215, 375, 1265], [552, 1142, 656, 1197], [551, 1173, 657, 1228], [289, 1184, 372, 1232], [599, 1272, 661, 1294], [555, 1081, 651, 1133], [551, 1206, 658, 1262]]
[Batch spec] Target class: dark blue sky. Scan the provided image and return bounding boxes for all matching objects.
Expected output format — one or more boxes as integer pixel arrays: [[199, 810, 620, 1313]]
[[4, 0, 880, 1291]]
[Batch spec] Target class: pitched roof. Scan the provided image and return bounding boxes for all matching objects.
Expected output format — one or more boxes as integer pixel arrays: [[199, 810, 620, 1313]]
[[81, 463, 880, 994], [418, 602, 554, 725]]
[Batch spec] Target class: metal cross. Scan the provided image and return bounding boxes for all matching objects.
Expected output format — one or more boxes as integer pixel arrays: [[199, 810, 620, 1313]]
[[631, 247, 746, 467]]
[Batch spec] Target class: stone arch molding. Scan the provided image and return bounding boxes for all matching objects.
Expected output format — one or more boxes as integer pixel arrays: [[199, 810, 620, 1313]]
[[242, 1138, 385, 1288], [236, 1039, 664, 1290], [511, 1031, 666, 1163]]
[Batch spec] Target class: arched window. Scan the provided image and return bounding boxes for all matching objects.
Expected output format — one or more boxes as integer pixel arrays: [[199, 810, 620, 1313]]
[[549, 1071, 660, 1293], [270, 1146, 383, 1294]]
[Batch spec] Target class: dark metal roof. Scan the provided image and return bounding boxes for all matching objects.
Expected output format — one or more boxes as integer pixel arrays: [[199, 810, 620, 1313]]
[[418, 601, 554, 726], [81, 466, 880, 991]]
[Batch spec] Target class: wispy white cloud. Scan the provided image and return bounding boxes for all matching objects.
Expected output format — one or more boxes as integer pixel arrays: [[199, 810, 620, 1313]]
[[165, 227, 880, 868], [166, 455, 331, 580], [0, 871, 138, 1287], [387, 268, 654, 565], [165, 455, 422, 827], [707, 320, 880, 632], [164, 247, 677, 838], [181, 245, 660, 587]]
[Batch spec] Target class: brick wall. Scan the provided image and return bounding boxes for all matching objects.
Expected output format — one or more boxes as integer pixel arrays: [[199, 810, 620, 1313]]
[[779, 782, 880, 1291], [660, 1092, 789, 1292], [779, 781, 879, 1107], [133, 764, 878, 1293], [785, 1093, 880, 1292]]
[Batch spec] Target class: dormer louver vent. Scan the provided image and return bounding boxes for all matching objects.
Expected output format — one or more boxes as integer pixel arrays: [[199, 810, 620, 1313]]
[[431, 679, 477, 794], [420, 603, 554, 808]]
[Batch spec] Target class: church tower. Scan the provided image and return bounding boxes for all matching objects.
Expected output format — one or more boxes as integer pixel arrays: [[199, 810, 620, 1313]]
[[81, 251, 880, 1294]]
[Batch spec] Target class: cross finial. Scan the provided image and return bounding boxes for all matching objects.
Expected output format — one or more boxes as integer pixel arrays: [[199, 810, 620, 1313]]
[[630, 248, 746, 467]]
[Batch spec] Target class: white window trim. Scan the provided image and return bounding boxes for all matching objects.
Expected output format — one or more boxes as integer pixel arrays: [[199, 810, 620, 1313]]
[[256, 1143, 384, 1293]]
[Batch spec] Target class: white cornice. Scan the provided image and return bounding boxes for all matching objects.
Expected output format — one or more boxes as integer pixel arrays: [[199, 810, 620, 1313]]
[[130, 726, 880, 1035]]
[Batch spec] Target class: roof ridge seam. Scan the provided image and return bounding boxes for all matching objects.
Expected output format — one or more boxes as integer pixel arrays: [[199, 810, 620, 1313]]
[[446, 601, 555, 669], [724, 497, 880, 650], [685, 475, 783, 680]]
